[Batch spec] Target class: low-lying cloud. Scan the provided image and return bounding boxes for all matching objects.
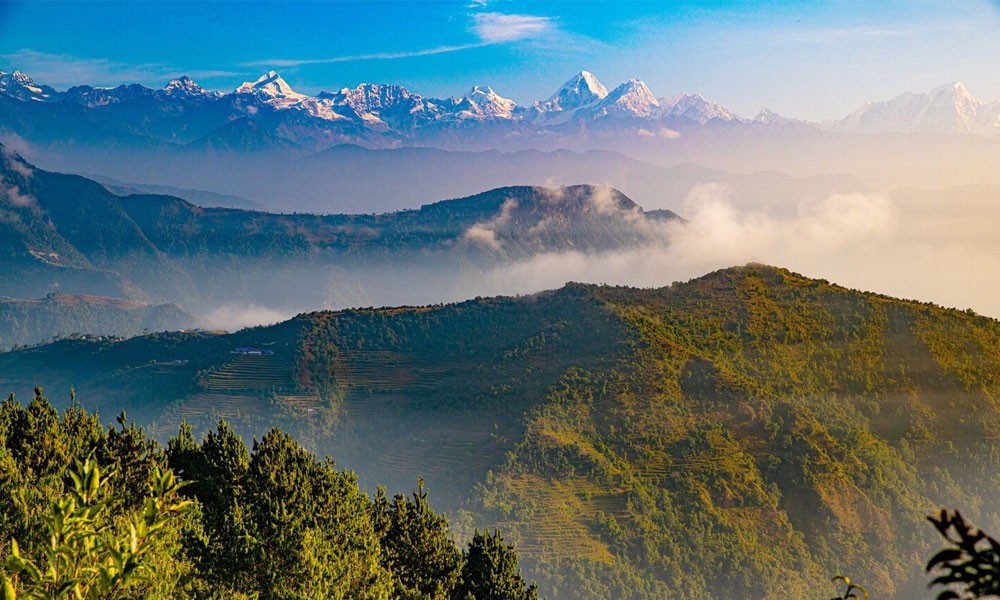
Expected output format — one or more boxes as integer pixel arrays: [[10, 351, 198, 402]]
[[472, 184, 1000, 318], [665, 184, 898, 263], [200, 304, 296, 332], [0, 180, 36, 208], [1, 144, 33, 180], [638, 127, 682, 139], [42, 181, 997, 333], [6, 159, 33, 180], [463, 197, 519, 250]]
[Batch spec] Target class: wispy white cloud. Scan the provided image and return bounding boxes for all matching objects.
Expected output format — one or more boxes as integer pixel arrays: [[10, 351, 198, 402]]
[[0, 49, 239, 89], [239, 43, 491, 68], [470, 12, 555, 43], [242, 11, 560, 69], [462, 198, 519, 250]]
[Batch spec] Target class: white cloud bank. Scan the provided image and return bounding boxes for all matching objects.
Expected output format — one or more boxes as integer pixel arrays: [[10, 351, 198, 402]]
[[474, 184, 1000, 318], [199, 304, 295, 332]]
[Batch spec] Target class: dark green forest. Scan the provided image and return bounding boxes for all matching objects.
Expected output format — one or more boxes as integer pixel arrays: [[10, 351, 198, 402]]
[[0, 390, 538, 599]]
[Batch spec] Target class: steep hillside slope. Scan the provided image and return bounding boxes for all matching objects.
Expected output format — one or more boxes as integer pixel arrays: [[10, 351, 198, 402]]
[[477, 265, 1000, 598], [1, 265, 998, 599], [0, 148, 191, 301]]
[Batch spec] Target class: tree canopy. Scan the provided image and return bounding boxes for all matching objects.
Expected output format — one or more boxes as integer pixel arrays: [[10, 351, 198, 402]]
[[0, 390, 537, 600]]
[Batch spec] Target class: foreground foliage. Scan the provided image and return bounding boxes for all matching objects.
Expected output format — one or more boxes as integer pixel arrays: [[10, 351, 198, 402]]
[[926, 509, 1000, 600], [829, 575, 868, 600], [455, 530, 539, 600], [0, 391, 537, 599], [2, 458, 193, 599], [372, 479, 463, 599]]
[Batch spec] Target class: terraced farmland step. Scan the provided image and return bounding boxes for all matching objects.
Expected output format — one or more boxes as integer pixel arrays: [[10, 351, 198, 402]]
[[199, 354, 296, 391], [332, 350, 465, 391], [274, 394, 324, 410]]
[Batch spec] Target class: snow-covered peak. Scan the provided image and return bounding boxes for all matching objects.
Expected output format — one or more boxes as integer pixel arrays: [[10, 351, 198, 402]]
[[3, 70, 35, 87], [466, 84, 494, 97], [838, 81, 988, 134], [578, 71, 606, 94], [163, 75, 207, 96], [596, 79, 659, 118], [236, 71, 306, 101], [752, 108, 800, 126], [538, 70, 609, 113], [661, 92, 738, 123], [460, 85, 516, 118], [932, 81, 976, 100], [318, 83, 426, 125], [0, 69, 55, 101], [929, 81, 980, 116], [340, 83, 415, 108]]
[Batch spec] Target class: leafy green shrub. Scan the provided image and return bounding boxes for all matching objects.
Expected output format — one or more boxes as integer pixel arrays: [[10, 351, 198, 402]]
[[2, 457, 194, 599]]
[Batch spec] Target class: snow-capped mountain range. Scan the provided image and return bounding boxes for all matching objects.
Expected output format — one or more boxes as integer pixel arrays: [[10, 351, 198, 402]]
[[0, 68, 997, 153], [835, 82, 1000, 135], [221, 69, 744, 130]]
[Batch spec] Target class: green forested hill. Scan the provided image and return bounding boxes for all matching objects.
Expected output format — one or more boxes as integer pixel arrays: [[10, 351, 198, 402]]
[[2, 264, 999, 599], [485, 265, 1000, 598]]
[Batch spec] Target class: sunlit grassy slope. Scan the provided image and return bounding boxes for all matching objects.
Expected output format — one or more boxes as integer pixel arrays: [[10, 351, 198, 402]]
[[3, 264, 1000, 599]]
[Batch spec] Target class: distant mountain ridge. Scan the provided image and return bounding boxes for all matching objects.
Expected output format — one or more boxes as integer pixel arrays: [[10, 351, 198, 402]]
[[3, 67, 996, 204], [2, 67, 995, 152], [0, 147, 680, 317], [836, 82, 1000, 135]]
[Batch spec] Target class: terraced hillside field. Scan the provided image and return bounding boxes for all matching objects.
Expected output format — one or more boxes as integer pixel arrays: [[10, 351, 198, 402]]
[[297, 288, 628, 500]]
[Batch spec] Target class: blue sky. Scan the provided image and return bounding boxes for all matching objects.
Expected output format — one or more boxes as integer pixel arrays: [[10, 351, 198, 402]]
[[1, 0, 999, 120]]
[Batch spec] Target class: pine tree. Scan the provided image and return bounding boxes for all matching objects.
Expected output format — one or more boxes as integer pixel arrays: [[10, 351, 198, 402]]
[[167, 420, 255, 595], [373, 477, 462, 599], [454, 529, 538, 600], [245, 429, 392, 599]]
